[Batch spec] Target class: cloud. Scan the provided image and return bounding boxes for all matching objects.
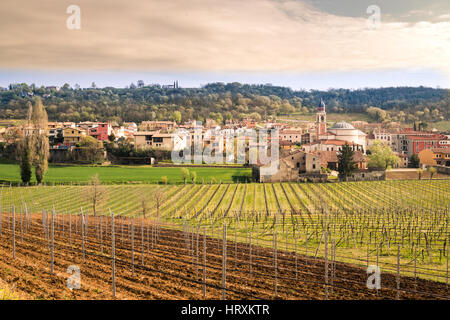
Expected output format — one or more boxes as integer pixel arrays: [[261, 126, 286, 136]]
[[0, 0, 449, 83]]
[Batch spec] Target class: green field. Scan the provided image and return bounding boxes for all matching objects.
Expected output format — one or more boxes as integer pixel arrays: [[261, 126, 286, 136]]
[[0, 163, 251, 184], [1, 179, 449, 283]]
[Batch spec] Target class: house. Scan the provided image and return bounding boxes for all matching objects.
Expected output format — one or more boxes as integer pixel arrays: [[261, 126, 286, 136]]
[[406, 134, 447, 157], [395, 153, 409, 168], [47, 122, 63, 141], [134, 132, 174, 150], [62, 122, 76, 128], [255, 149, 323, 183], [123, 122, 138, 133], [280, 140, 293, 150], [419, 148, 450, 166], [390, 130, 446, 157], [45, 86, 60, 91], [78, 121, 98, 131], [112, 125, 125, 139], [140, 121, 176, 131], [311, 150, 367, 171], [372, 129, 392, 145], [63, 127, 86, 145], [88, 122, 112, 141], [280, 129, 302, 144]]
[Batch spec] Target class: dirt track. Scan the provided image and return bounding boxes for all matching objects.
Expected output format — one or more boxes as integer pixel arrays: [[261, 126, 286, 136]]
[[0, 214, 448, 300]]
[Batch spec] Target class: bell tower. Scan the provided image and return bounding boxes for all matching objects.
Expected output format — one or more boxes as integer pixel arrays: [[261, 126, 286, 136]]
[[316, 98, 326, 141]]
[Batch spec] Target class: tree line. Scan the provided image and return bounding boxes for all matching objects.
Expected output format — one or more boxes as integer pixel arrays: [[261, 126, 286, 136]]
[[1, 83, 448, 125]]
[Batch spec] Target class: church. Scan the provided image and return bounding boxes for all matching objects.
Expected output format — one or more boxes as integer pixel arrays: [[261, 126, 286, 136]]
[[304, 99, 367, 153]]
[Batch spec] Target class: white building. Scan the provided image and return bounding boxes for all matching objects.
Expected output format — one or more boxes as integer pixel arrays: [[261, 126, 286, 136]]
[[318, 121, 366, 149]]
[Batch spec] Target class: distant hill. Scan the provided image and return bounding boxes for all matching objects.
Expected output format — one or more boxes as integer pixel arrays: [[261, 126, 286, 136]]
[[0, 83, 448, 125]]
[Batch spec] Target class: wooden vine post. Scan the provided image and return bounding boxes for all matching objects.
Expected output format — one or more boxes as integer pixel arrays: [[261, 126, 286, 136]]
[[110, 209, 116, 298], [396, 244, 400, 300], [203, 226, 206, 299], [12, 206, 15, 259], [222, 223, 227, 300], [324, 230, 328, 300]]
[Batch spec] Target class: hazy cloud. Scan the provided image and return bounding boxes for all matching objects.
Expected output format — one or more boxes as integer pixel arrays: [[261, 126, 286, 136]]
[[0, 0, 449, 82]]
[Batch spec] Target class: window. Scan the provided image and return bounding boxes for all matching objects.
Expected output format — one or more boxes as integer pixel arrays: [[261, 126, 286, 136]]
[[312, 164, 316, 169]]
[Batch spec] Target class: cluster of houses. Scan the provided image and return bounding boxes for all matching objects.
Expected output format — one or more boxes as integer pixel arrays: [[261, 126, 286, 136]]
[[46, 121, 138, 147], [0, 101, 448, 181]]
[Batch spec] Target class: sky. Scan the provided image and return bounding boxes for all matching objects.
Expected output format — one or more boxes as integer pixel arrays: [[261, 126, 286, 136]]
[[0, 0, 449, 89]]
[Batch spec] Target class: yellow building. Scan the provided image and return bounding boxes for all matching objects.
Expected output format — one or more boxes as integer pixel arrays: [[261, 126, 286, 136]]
[[419, 148, 450, 166], [134, 132, 173, 149], [63, 127, 86, 145]]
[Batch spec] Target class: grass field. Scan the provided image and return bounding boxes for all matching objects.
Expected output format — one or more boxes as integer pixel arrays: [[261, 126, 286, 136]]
[[1, 179, 448, 284], [0, 163, 252, 184]]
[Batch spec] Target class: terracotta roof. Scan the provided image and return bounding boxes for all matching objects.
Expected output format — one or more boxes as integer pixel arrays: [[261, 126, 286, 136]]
[[280, 130, 302, 134], [319, 140, 362, 146], [431, 147, 450, 153], [134, 131, 160, 135], [407, 135, 444, 140], [312, 150, 366, 166]]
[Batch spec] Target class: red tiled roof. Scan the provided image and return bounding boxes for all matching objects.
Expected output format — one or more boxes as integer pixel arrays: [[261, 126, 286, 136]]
[[407, 135, 444, 140], [312, 150, 366, 166], [431, 147, 450, 153], [319, 140, 361, 146]]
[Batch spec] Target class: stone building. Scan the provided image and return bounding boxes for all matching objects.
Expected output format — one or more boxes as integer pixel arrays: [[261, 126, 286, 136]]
[[254, 149, 323, 182]]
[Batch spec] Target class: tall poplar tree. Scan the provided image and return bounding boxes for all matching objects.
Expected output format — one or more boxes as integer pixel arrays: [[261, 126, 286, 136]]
[[31, 97, 49, 183]]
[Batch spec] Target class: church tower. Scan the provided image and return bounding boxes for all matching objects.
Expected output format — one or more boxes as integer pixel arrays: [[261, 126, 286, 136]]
[[316, 98, 327, 141]]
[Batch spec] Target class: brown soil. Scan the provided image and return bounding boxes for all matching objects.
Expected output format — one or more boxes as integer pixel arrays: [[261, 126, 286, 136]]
[[0, 214, 448, 300]]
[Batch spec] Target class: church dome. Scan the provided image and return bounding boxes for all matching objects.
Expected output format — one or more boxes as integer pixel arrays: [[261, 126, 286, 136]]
[[330, 121, 355, 130]]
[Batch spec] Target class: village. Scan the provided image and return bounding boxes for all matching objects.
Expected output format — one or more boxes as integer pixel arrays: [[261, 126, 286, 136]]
[[1, 100, 448, 183]]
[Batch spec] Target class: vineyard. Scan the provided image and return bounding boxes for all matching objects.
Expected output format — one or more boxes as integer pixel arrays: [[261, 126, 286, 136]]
[[0, 179, 449, 300]]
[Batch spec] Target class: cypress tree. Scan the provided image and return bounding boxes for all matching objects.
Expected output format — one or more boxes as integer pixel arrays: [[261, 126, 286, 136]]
[[337, 142, 357, 181]]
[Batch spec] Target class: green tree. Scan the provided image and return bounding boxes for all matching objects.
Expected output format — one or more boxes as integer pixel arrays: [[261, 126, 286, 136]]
[[191, 171, 197, 184], [172, 111, 182, 124], [108, 133, 116, 142], [17, 102, 34, 184], [417, 168, 423, 180], [337, 142, 357, 181], [409, 154, 420, 168], [30, 97, 49, 183], [427, 166, 436, 180], [79, 136, 104, 164], [181, 168, 190, 184], [368, 141, 400, 169], [17, 136, 33, 184]]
